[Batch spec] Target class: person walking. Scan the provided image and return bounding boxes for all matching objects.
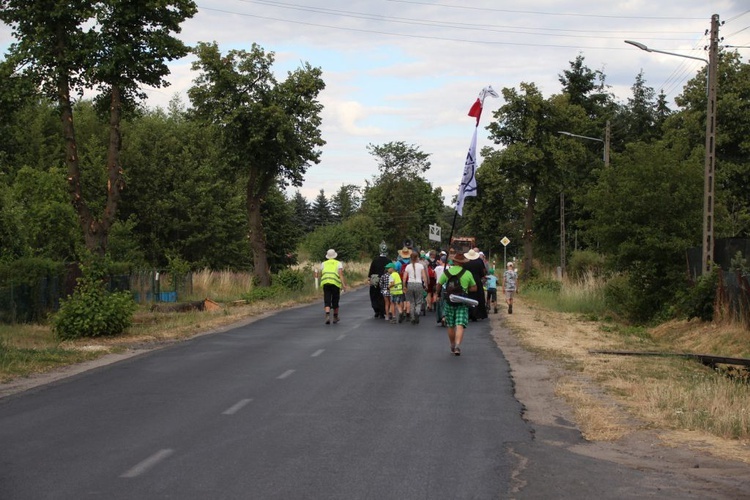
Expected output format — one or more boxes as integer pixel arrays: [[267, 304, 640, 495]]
[[404, 250, 428, 324], [485, 268, 499, 314], [394, 246, 412, 318], [434, 254, 447, 325], [368, 242, 390, 319], [436, 251, 477, 356], [502, 262, 519, 314], [463, 248, 487, 320], [386, 262, 405, 323], [319, 249, 347, 324]]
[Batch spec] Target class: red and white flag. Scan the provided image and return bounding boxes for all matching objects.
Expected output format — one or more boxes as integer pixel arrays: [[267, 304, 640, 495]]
[[467, 85, 499, 127]]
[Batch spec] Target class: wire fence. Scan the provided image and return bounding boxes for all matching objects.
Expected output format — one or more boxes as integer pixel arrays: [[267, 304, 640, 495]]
[[0, 270, 193, 324]]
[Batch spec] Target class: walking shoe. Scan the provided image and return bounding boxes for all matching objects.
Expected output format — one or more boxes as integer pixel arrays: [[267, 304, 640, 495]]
[[509, 304, 513, 314], [494, 306, 498, 314], [398, 313, 405, 323], [450, 345, 456, 354], [454, 346, 461, 356], [333, 315, 339, 324], [325, 313, 330, 324], [390, 318, 398, 324]]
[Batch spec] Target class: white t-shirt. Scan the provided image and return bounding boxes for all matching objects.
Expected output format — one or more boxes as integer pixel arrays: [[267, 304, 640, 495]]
[[404, 262, 425, 285], [434, 264, 445, 282]]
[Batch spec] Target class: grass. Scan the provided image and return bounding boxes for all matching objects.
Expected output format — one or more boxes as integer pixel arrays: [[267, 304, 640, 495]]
[[0, 262, 372, 384], [502, 271, 750, 452]]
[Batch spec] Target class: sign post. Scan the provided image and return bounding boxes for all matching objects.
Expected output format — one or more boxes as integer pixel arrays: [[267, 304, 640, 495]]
[[429, 224, 442, 243], [500, 236, 510, 269]]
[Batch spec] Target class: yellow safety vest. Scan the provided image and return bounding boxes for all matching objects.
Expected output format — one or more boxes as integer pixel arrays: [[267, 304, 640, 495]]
[[321, 259, 342, 287], [390, 271, 404, 295]]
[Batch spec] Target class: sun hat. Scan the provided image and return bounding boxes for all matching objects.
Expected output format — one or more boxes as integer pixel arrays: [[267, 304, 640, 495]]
[[398, 247, 411, 259], [465, 249, 480, 260], [452, 252, 468, 264], [325, 248, 338, 259]]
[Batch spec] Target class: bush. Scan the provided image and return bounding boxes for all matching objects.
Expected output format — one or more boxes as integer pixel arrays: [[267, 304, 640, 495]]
[[273, 269, 306, 291], [567, 250, 607, 280], [52, 258, 137, 340], [524, 277, 562, 294], [674, 267, 719, 322]]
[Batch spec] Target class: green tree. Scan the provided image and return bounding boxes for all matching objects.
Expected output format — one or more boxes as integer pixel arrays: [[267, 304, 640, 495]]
[[188, 42, 325, 286], [1, 0, 197, 256], [360, 141, 443, 250], [330, 184, 361, 222], [311, 189, 333, 228], [290, 190, 312, 231], [582, 141, 702, 321]]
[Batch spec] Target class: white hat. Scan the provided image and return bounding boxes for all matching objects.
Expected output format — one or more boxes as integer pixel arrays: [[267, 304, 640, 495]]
[[465, 249, 480, 260], [326, 249, 338, 259]]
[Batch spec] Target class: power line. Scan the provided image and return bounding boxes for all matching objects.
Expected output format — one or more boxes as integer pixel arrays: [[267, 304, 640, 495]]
[[384, 0, 707, 20]]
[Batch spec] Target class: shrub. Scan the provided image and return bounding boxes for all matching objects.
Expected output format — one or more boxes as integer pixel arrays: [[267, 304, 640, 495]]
[[567, 250, 607, 280], [524, 277, 562, 294], [52, 258, 137, 340], [674, 267, 719, 322], [273, 268, 306, 291]]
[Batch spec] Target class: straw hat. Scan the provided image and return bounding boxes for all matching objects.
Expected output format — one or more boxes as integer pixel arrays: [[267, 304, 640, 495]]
[[325, 248, 338, 259], [398, 247, 412, 259], [452, 252, 468, 264], [465, 249, 480, 260]]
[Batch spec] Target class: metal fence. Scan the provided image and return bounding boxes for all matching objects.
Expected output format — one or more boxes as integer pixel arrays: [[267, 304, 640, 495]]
[[0, 270, 193, 324]]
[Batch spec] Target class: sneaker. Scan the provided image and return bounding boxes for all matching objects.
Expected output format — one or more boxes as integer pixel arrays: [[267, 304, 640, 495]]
[[333, 315, 339, 324], [509, 304, 513, 314], [390, 318, 397, 324], [398, 313, 405, 324], [325, 313, 330, 324], [450, 345, 456, 354], [454, 346, 461, 356]]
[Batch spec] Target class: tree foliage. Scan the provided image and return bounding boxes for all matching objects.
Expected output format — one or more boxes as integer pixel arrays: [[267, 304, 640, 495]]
[[188, 41, 325, 286]]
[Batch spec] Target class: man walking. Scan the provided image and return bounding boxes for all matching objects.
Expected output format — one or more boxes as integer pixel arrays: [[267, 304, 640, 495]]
[[368, 242, 390, 318], [436, 251, 477, 356], [320, 248, 347, 324]]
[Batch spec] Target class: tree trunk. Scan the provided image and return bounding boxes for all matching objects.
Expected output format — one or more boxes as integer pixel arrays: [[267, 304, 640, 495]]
[[247, 175, 271, 286], [60, 77, 124, 257], [522, 183, 537, 276]]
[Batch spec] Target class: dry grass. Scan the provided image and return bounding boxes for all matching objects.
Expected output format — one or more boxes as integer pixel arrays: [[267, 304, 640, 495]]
[[502, 294, 750, 462]]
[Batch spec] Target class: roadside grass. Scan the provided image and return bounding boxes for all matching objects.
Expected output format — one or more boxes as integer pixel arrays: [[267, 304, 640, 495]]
[[506, 273, 750, 452], [0, 262, 370, 384]]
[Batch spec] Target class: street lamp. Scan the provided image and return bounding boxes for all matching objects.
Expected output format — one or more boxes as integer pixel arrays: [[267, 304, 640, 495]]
[[557, 125, 610, 167], [625, 13, 719, 277]]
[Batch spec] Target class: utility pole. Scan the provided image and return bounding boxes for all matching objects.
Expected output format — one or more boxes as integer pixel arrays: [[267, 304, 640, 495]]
[[604, 120, 611, 168], [702, 14, 719, 276]]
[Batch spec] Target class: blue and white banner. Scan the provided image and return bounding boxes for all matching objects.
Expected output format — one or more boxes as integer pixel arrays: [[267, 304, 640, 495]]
[[456, 127, 477, 216]]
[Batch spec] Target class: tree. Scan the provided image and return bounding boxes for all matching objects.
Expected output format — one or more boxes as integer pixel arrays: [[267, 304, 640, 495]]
[[361, 142, 443, 250], [330, 184, 361, 222], [290, 190, 312, 231], [188, 42, 325, 286], [0, 0, 197, 256], [311, 189, 333, 228]]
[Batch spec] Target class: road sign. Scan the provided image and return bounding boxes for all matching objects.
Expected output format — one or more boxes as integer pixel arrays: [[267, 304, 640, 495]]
[[501, 236, 510, 247], [429, 224, 441, 242]]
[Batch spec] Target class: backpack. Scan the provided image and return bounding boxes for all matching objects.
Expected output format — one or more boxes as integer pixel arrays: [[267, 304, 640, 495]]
[[442, 268, 467, 299]]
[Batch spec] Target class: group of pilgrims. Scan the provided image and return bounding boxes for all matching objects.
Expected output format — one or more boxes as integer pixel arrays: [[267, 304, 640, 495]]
[[366, 242, 518, 326]]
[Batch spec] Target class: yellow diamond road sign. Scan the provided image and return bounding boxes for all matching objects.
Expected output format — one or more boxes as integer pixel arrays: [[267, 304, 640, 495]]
[[501, 236, 510, 247]]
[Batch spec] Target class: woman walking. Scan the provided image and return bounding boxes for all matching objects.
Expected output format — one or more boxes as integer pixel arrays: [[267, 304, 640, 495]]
[[404, 251, 428, 324]]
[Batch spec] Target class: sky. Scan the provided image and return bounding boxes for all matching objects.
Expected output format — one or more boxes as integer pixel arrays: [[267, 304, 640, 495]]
[[1, 1, 749, 206]]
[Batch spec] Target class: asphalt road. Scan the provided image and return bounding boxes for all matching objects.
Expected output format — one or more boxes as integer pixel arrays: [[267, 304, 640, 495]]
[[0, 288, 530, 499]]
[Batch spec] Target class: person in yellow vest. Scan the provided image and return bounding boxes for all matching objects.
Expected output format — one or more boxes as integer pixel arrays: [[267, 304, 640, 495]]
[[320, 248, 347, 324], [386, 262, 405, 324]]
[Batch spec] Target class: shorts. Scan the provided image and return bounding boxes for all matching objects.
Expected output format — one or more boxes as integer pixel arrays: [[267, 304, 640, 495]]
[[486, 288, 497, 302], [505, 290, 515, 300], [443, 302, 469, 328], [391, 295, 405, 304]]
